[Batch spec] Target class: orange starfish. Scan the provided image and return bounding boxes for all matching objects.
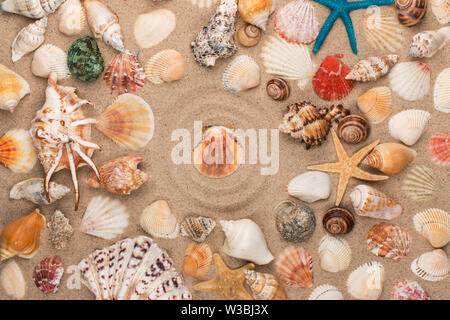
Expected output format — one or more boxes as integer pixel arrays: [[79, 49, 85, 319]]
[[193, 253, 255, 300], [307, 129, 388, 205]]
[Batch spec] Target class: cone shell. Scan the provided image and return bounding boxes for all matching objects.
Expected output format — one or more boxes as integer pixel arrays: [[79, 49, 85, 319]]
[[346, 55, 399, 82], [389, 61, 431, 101], [31, 44, 71, 81], [145, 49, 185, 85], [337, 115, 370, 144], [0, 261, 26, 299], [140, 200, 179, 239], [274, 200, 316, 242], [413, 208, 449, 248], [96, 93, 154, 150], [286, 171, 331, 203], [11, 17, 47, 62], [243, 270, 287, 300], [0, 64, 30, 112], [222, 55, 260, 93], [308, 284, 344, 300], [389, 109, 430, 146], [434, 68, 450, 113], [238, 0, 275, 31], [134, 9, 176, 49], [318, 235, 351, 273], [236, 24, 261, 47], [391, 279, 430, 300], [357, 87, 392, 124], [0, 209, 45, 261], [0, 0, 64, 18], [323, 207, 354, 235], [430, 0, 450, 24], [428, 132, 449, 166], [182, 242, 212, 278], [58, 0, 86, 36], [103, 51, 146, 94], [0, 129, 37, 173], [47, 210, 73, 250], [347, 261, 385, 300], [402, 165, 436, 201], [395, 0, 427, 26], [180, 215, 216, 242], [367, 222, 410, 261], [33, 256, 64, 294], [266, 78, 290, 101], [409, 27, 450, 58], [411, 249, 449, 282], [10, 178, 71, 205], [362, 143, 416, 175], [275, 246, 313, 288]]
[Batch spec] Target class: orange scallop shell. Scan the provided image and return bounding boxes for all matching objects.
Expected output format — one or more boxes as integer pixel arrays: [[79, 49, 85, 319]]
[[275, 246, 313, 288], [182, 242, 212, 279], [428, 132, 449, 166]]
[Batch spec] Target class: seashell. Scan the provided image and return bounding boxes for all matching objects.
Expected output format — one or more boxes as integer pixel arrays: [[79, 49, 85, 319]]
[[318, 234, 351, 273], [409, 27, 450, 58], [0, 0, 64, 18], [58, 0, 86, 36], [0, 64, 30, 112], [312, 54, 354, 101], [266, 78, 290, 101], [347, 261, 385, 300], [140, 200, 179, 239], [82, 0, 124, 52], [357, 87, 392, 124], [144, 49, 185, 85], [190, 0, 219, 8], [87, 156, 149, 195], [261, 35, 316, 89], [395, 0, 427, 26], [11, 17, 47, 62], [389, 61, 431, 101], [430, 0, 450, 24], [236, 24, 261, 47], [67, 36, 104, 81], [33, 256, 64, 294], [0, 209, 45, 262], [0, 129, 37, 173], [345, 55, 399, 82], [180, 216, 216, 242], [308, 284, 344, 300], [134, 9, 176, 49], [220, 219, 274, 265], [413, 208, 449, 248], [362, 143, 417, 175], [367, 222, 410, 261], [389, 109, 430, 146], [222, 55, 261, 93], [96, 93, 154, 150], [243, 270, 287, 300], [323, 206, 354, 235], [428, 132, 449, 166], [47, 210, 73, 250], [337, 115, 370, 144], [411, 249, 449, 282], [274, 200, 316, 242], [434, 68, 450, 113], [238, 0, 276, 31], [0, 261, 26, 299], [275, 246, 313, 288], [31, 44, 71, 81], [103, 51, 146, 94], [286, 171, 331, 203], [402, 166, 436, 201], [391, 279, 430, 300], [274, 0, 320, 44], [81, 196, 129, 240], [350, 184, 403, 220], [10, 178, 70, 205], [182, 242, 212, 278]]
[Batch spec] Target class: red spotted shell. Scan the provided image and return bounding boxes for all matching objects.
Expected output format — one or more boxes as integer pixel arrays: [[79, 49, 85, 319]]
[[428, 132, 450, 166], [33, 256, 64, 294], [391, 280, 430, 300]]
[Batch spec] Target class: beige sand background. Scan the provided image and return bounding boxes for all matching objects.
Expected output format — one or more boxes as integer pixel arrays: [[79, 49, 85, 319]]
[[0, 0, 449, 300]]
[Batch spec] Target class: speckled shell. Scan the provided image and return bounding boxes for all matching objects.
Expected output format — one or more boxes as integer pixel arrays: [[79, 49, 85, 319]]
[[0, 129, 37, 174], [31, 44, 71, 81], [323, 207, 354, 235], [0, 0, 64, 18], [434, 68, 450, 113], [286, 171, 331, 203], [347, 261, 385, 300], [318, 234, 351, 273], [67, 36, 104, 82], [145, 49, 185, 84], [430, 0, 450, 24], [33, 256, 64, 294], [346, 55, 399, 82], [337, 115, 370, 144], [389, 61, 431, 101], [243, 270, 287, 300], [140, 200, 179, 239], [274, 200, 316, 242], [47, 210, 73, 250], [411, 249, 449, 282], [389, 109, 430, 146], [402, 165, 436, 201], [357, 87, 392, 124], [428, 132, 450, 166], [58, 0, 87, 36], [367, 222, 410, 261], [238, 0, 276, 31], [266, 78, 290, 101], [391, 280, 430, 300], [308, 284, 344, 300], [134, 9, 176, 49], [0, 64, 30, 112], [395, 0, 427, 26], [104, 51, 146, 94], [413, 208, 449, 248], [409, 27, 450, 58], [362, 143, 417, 175], [236, 24, 261, 47], [275, 246, 313, 288], [0, 261, 26, 299], [180, 216, 216, 242], [182, 242, 212, 279], [11, 17, 47, 62], [10, 178, 70, 205], [222, 55, 260, 93]]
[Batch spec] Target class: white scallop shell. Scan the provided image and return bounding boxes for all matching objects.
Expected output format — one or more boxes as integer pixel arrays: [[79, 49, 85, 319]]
[[144, 49, 185, 84], [402, 166, 436, 201], [430, 0, 450, 24], [57, 0, 86, 36], [140, 200, 179, 239], [434, 68, 450, 113], [134, 9, 176, 49], [31, 44, 71, 80], [413, 208, 450, 248], [409, 27, 450, 58], [286, 171, 331, 203], [222, 55, 260, 93], [11, 17, 47, 62], [411, 249, 449, 282], [308, 284, 344, 300], [388, 61, 431, 101], [318, 235, 351, 273], [0, 261, 26, 299], [347, 261, 385, 300], [189, 0, 219, 8], [388, 109, 430, 146]]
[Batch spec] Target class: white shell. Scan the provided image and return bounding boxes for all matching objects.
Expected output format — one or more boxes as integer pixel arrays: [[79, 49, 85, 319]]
[[239, 0, 276, 31], [402, 166, 436, 201], [388, 109, 430, 146], [140, 200, 179, 239], [0, 261, 26, 299], [434, 68, 450, 113], [286, 171, 331, 203], [220, 219, 274, 265], [222, 55, 260, 93], [11, 17, 47, 62], [430, 0, 450, 24], [389, 61, 431, 101], [134, 9, 176, 49], [0, 0, 64, 18], [413, 208, 450, 248], [10, 177, 70, 205], [57, 0, 86, 36], [347, 261, 385, 300], [409, 27, 450, 58], [318, 235, 351, 273], [81, 196, 130, 240], [0, 64, 30, 112], [261, 35, 316, 89], [411, 249, 449, 282], [308, 284, 344, 300], [189, 0, 218, 8], [31, 44, 71, 80], [144, 49, 185, 84]]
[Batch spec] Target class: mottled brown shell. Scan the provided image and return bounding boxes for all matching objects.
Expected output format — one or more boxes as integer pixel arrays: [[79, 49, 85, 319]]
[[266, 78, 290, 101], [323, 206, 355, 234], [236, 24, 261, 47], [395, 0, 427, 26], [337, 115, 370, 144]]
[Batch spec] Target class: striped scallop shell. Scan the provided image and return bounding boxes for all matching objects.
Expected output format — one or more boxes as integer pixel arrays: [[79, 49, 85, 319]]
[[388, 109, 430, 146], [430, 0, 450, 24], [58, 0, 86, 36], [0, 64, 30, 112], [189, 0, 219, 8], [411, 249, 449, 282], [367, 222, 410, 261], [11, 17, 47, 62], [0, 261, 26, 299], [389, 61, 431, 101], [103, 51, 146, 94], [428, 132, 450, 166], [413, 208, 449, 248], [0, 129, 37, 173], [145, 49, 185, 84], [347, 261, 385, 300], [33, 256, 64, 294], [434, 68, 450, 113], [346, 55, 399, 82], [31, 44, 71, 81], [222, 55, 260, 93], [140, 200, 179, 239], [275, 246, 313, 288], [391, 280, 430, 300], [238, 0, 276, 31], [308, 284, 344, 300], [357, 87, 392, 124], [318, 234, 351, 273], [402, 166, 436, 201], [182, 242, 212, 279]]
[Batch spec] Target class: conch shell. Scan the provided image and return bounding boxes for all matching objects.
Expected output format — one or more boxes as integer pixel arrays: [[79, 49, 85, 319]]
[[11, 17, 47, 62], [0, 0, 64, 18], [0, 64, 30, 112], [362, 143, 416, 175], [409, 26, 450, 58], [243, 270, 287, 300]]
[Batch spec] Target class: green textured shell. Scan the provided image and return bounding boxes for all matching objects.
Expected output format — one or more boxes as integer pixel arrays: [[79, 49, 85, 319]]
[[67, 36, 104, 82]]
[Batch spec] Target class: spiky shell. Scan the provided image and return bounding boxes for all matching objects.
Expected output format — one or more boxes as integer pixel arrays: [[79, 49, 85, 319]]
[[430, 0, 450, 24], [0, 0, 64, 18], [274, 200, 316, 242], [182, 242, 212, 278], [367, 222, 410, 261], [346, 55, 399, 82], [238, 0, 276, 31], [58, 0, 86, 36], [96, 93, 154, 150], [389, 61, 431, 101], [31, 44, 71, 81], [81, 196, 130, 240], [134, 9, 176, 49], [318, 234, 351, 273], [47, 210, 73, 250], [286, 171, 331, 203], [180, 215, 216, 242], [388, 109, 430, 146], [0, 64, 30, 112], [409, 27, 450, 58], [275, 246, 313, 288], [140, 200, 179, 239], [10, 178, 70, 205], [428, 132, 449, 166], [11, 17, 47, 62], [0, 129, 37, 173], [357, 87, 392, 124], [33, 256, 64, 294], [103, 51, 146, 94], [308, 284, 344, 300], [222, 55, 260, 93], [411, 249, 449, 282], [261, 35, 315, 89], [0, 261, 26, 299], [395, 0, 427, 26], [67, 36, 104, 82], [362, 143, 417, 175], [391, 280, 430, 300], [413, 208, 449, 248], [347, 261, 385, 300], [402, 166, 436, 201], [434, 68, 450, 113], [190, 0, 219, 8], [243, 270, 286, 300], [144, 49, 185, 85]]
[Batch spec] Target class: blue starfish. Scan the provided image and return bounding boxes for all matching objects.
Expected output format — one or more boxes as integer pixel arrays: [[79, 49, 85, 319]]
[[312, 0, 394, 54]]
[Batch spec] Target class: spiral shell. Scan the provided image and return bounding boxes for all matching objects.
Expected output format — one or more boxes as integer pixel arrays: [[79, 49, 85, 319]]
[[11, 17, 47, 62], [337, 115, 370, 144], [395, 0, 427, 26], [409, 27, 450, 58], [0, 0, 64, 18], [180, 216, 216, 242], [274, 200, 316, 243], [238, 0, 276, 31], [323, 207, 355, 235], [345, 55, 399, 82], [244, 270, 287, 300], [362, 143, 417, 175], [266, 78, 290, 101], [236, 24, 261, 47], [367, 222, 410, 261]]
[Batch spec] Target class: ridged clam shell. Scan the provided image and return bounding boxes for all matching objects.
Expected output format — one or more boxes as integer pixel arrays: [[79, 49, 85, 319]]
[[389, 61, 431, 101], [274, 200, 316, 242], [286, 171, 331, 203], [11, 17, 47, 62], [103, 51, 146, 94], [31, 44, 71, 80], [140, 200, 179, 239], [413, 208, 449, 248], [0, 64, 30, 112], [222, 55, 260, 93], [190, 0, 219, 8], [182, 242, 212, 279], [391, 280, 430, 300], [10, 178, 70, 205], [402, 166, 436, 201], [275, 246, 313, 288], [238, 0, 276, 31], [47, 210, 73, 250], [411, 249, 449, 282], [347, 261, 385, 300], [337, 115, 370, 144], [367, 222, 410, 261], [134, 9, 176, 49], [388, 109, 430, 146], [428, 132, 449, 166], [0, 261, 26, 299], [0, 129, 37, 173], [395, 0, 427, 26], [434, 68, 450, 113], [346, 55, 399, 82], [33, 256, 64, 294], [0, 0, 64, 18], [243, 270, 287, 300], [145, 49, 185, 85], [318, 234, 351, 273], [308, 284, 344, 300], [58, 0, 86, 36], [430, 0, 450, 24], [180, 216, 216, 242], [409, 27, 450, 58], [362, 143, 417, 175], [357, 87, 392, 124]]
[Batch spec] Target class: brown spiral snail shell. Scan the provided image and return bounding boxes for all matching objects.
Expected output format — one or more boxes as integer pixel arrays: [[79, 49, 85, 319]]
[[236, 24, 261, 47], [337, 115, 370, 144], [266, 78, 290, 101], [323, 206, 355, 235], [395, 0, 427, 26]]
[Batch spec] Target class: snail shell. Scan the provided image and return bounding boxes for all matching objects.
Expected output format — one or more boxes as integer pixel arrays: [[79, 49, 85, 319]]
[[266, 78, 290, 101], [323, 207, 355, 235], [395, 0, 427, 26], [236, 24, 261, 47], [337, 115, 370, 144], [274, 200, 316, 242]]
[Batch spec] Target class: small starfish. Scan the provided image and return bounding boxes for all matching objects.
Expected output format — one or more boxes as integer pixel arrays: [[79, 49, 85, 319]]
[[307, 129, 388, 205], [193, 253, 255, 300], [312, 0, 394, 54]]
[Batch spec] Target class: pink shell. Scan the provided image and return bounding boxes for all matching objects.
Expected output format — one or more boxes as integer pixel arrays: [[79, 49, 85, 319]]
[[33, 256, 64, 294], [391, 280, 431, 300], [428, 132, 450, 166]]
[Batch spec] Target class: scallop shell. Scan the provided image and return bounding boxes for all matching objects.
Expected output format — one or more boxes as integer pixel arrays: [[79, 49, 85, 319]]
[[144, 49, 185, 85], [389, 61, 431, 101], [389, 110, 430, 146], [434, 68, 450, 114], [274, 200, 316, 242], [430, 0, 450, 24], [0, 0, 64, 18], [395, 0, 427, 26], [428, 132, 449, 166], [140, 200, 179, 239], [275, 246, 313, 288], [402, 166, 436, 201], [182, 242, 212, 278], [180, 216, 216, 242], [0, 64, 30, 112], [134, 9, 176, 49], [81, 196, 129, 240], [413, 208, 449, 248], [261, 35, 316, 89], [96, 93, 154, 150], [347, 261, 385, 300], [222, 55, 261, 93], [274, 0, 320, 44], [67, 36, 104, 82], [391, 279, 430, 300], [190, 0, 219, 8], [58, 0, 86, 36], [11, 17, 47, 62], [236, 24, 261, 47], [308, 284, 344, 300], [357, 87, 392, 124], [409, 27, 450, 58], [33, 256, 64, 294], [10, 178, 70, 205], [337, 115, 370, 144], [367, 222, 410, 261], [286, 171, 331, 203], [266, 78, 290, 101], [362, 143, 417, 175], [318, 235, 351, 273], [31, 44, 71, 81], [238, 0, 276, 31], [411, 249, 449, 282], [0, 129, 37, 173], [323, 207, 355, 235], [0, 261, 26, 299], [350, 184, 403, 220], [346, 55, 399, 82], [47, 210, 73, 250], [243, 270, 287, 300]]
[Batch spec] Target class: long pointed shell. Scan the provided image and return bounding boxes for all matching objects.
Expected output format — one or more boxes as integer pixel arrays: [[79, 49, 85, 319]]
[[222, 55, 260, 93], [275, 246, 313, 288], [346, 55, 399, 82], [140, 200, 179, 239], [391, 279, 430, 300], [0, 64, 30, 112], [430, 0, 450, 24], [362, 143, 416, 175], [145, 49, 185, 84], [10, 178, 70, 205], [428, 132, 449, 166], [0, 129, 37, 173], [388, 109, 430, 146], [389, 61, 431, 101], [402, 166, 436, 201], [308, 284, 344, 300], [134, 9, 176, 49], [357, 87, 392, 124], [58, 0, 86, 36], [318, 235, 351, 273], [103, 51, 146, 94], [180, 215, 216, 242], [182, 242, 212, 279], [434, 68, 450, 113], [33, 256, 64, 294], [238, 0, 275, 31], [367, 222, 410, 261], [11, 17, 47, 62], [409, 27, 450, 58], [0, 0, 64, 18], [411, 249, 449, 282], [413, 208, 449, 248], [31, 44, 71, 80], [347, 261, 385, 300], [286, 171, 331, 203], [243, 270, 287, 300], [0, 261, 26, 299]]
